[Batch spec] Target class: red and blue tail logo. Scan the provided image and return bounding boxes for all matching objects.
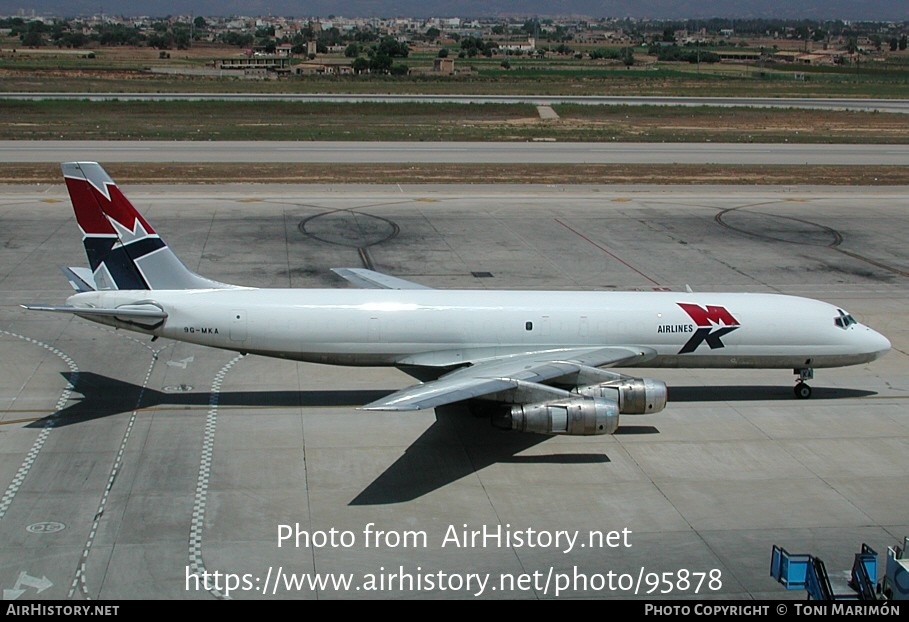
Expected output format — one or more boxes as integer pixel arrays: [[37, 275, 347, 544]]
[[676, 303, 740, 354], [62, 162, 228, 291], [64, 162, 163, 290]]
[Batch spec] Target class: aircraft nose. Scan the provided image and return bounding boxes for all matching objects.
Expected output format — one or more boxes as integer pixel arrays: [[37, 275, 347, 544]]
[[862, 327, 891, 360]]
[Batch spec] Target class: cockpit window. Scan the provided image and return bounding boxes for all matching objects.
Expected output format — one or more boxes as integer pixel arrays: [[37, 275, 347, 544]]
[[834, 309, 857, 329]]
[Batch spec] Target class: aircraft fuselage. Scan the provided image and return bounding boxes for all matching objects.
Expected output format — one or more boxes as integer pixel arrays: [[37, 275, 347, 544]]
[[66, 288, 891, 370]]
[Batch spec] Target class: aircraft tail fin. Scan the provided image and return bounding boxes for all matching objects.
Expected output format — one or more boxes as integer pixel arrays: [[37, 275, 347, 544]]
[[62, 162, 231, 291]]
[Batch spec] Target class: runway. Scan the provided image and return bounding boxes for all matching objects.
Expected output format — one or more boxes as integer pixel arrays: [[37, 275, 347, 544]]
[[0, 183, 907, 599], [5, 93, 909, 114], [4, 140, 909, 165]]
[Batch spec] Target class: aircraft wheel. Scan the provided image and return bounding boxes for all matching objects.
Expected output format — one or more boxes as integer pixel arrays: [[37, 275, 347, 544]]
[[794, 382, 812, 399]]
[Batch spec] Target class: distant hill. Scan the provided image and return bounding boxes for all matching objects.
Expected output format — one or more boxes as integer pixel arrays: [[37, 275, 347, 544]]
[[4, 0, 908, 21]]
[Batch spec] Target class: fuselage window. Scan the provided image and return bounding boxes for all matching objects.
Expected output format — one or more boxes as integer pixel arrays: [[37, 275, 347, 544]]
[[525, 321, 533, 331]]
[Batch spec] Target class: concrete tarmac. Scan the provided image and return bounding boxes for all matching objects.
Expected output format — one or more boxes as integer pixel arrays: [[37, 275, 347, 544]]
[[0, 183, 906, 600], [4, 140, 909, 166]]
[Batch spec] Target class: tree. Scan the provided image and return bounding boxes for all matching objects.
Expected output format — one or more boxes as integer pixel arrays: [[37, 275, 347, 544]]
[[96, 23, 144, 46], [354, 29, 377, 43], [60, 31, 88, 48], [890, 37, 898, 52], [170, 21, 192, 45], [193, 16, 207, 30], [174, 29, 191, 50], [147, 32, 173, 50], [21, 30, 45, 47], [592, 48, 629, 61], [352, 57, 369, 73], [222, 31, 254, 47], [621, 46, 635, 67], [20, 19, 48, 47], [460, 36, 484, 56], [425, 26, 441, 41], [368, 52, 392, 73], [900, 35, 908, 51], [500, 59, 510, 69], [50, 20, 67, 45], [375, 35, 408, 58], [437, 47, 448, 58], [553, 25, 573, 42], [320, 26, 341, 46], [344, 43, 360, 57]]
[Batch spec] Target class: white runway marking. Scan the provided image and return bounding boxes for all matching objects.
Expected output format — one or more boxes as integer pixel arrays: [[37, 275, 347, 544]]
[[187, 354, 243, 600], [69, 337, 167, 600], [0, 331, 78, 521]]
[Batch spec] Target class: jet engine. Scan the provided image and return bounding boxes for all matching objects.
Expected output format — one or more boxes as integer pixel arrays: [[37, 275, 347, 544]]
[[575, 378, 667, 415], [496, 397, 619, 436]]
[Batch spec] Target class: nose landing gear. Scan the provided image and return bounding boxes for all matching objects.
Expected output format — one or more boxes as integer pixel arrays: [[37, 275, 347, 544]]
[[794, 367, 814, 399]]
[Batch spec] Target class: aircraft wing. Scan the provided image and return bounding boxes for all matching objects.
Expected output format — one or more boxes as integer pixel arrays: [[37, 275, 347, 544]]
[[361, 346, 656, 411], [332, 268, 432, 290]]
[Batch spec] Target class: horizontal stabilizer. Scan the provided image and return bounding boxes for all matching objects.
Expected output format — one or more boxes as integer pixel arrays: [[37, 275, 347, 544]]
[[332, 268, 432, 290], [21, 303, 167, 320], [62, 266, 96, 292]]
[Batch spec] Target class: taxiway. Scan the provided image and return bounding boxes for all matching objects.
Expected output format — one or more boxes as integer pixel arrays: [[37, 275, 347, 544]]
[[0, 183, 906, 599]]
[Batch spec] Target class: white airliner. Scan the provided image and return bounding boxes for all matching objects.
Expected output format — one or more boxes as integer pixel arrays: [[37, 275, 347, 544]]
[[24, 162, 891, 435]]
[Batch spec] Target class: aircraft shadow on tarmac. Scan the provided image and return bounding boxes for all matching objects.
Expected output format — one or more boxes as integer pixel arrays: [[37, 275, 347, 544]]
[[32, 372, 623, 504], [30, 373, 877, 504], [668, 385, 876, 401], [29, 372, 392, 427], [347, 383, 878, 504], [348, 404, 620, 506]]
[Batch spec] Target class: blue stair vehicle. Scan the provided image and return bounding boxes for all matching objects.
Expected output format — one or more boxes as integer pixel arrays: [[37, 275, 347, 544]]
[[771, 543, 879, 600]]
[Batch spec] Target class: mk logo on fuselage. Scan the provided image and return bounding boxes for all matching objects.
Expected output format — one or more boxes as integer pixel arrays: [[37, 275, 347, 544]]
[[675, 303, 740, 354]]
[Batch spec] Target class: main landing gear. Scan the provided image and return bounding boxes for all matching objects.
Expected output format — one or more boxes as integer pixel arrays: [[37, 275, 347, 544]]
[[793, 367, 814, 399]]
